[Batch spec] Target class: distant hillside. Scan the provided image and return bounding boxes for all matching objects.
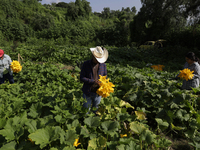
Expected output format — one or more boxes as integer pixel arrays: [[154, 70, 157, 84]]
[[0, 0, 136, 47]]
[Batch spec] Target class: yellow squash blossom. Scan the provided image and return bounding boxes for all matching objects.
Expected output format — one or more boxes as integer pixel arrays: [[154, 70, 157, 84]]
[[151, 65, 164, 71], [96, 75, 115, 98], [28, 138, 34, 144], [120, 134, 127, 138], [73, 138, 81, 147], [178, 68, 194, 81], [10, 60, 22, 73]]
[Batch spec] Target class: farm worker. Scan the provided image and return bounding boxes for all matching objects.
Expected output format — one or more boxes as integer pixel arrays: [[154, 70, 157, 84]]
[[175, 52, 200, 90], [0, 49, 14, 84], [80, 46, 108, 114]]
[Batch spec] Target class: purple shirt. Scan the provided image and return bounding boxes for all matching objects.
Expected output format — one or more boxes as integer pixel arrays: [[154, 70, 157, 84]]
[[80, 59, 107, 96]]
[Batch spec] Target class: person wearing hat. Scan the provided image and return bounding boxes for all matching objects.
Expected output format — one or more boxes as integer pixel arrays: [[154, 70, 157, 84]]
[[0, 49, 14, 84], [80, 46, 108, 114]]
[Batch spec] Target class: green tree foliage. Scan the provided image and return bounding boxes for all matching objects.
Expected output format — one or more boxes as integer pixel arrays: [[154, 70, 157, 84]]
[[185, 0, 200, 25], [65, 0, 91, 20], [56, 2, 68, 8], [2, 0, 199, 48], [130, 0, 187, 44], [0, 0, 138, 46]]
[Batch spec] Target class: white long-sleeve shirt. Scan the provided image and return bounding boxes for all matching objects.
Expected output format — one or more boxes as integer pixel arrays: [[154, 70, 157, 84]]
[[0, 54, 13, 78], [181, 62, 200, 90]]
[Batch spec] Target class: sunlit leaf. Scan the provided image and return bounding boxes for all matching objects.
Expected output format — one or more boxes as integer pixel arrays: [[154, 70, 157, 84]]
[[129, 122, 146, 134], [120, 100, 134, 109], [88, 136, 107, 150], [135, 111, 147, 120]]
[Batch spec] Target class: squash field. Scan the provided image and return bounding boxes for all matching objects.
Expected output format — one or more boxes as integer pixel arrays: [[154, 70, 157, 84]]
[[0, 45, 200, 150]]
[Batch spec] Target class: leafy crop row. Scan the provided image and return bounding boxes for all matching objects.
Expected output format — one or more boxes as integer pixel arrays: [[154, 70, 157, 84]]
[[0, 46, 200, 149]]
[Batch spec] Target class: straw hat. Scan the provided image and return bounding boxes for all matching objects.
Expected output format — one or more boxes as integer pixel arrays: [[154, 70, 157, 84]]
[[90, 46, 108, 63]]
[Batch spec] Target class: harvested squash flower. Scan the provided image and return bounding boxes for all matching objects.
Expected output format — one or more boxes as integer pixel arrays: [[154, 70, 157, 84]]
[[10, 60, 22, 73], [151, 65, 164, 71], [178, 68, 194, 81], [28, 138, 34, 144], [120, 134, 127, 138], [73, 138, 81, 147], [96, 75, 115, 98]]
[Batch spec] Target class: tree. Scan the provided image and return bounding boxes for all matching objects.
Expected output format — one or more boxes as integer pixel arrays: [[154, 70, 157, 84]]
[[82, 0, 92, 17], [184, 0, 200, 25], [130, 0, 187, 43], [131, 6, 137, 14], [56, 2, 68, 8], [66, 2, 79, 20], [102, 7, 111, 18], [75, 0, 85, 16]]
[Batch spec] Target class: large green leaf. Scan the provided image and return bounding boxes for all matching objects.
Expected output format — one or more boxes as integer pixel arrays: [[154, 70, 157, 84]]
[[63, 146, 76, 150], [116, 144, 125, 150], [116, 113, 131, 122], [0, 128, 15, 142], [154, 138, 172, 148], [0, 141, 16, 150], [87, 136, 107, 150], [28, 126, 62, 149], [0, 115, 26, 141], [84, 116, 101, 128], [64, 129, 78, 145], [125, 140, 141, 150], [129, 122, 146, 134], [155, 118, 169, 131], [28, 102, 43, 118], [176, 109, 189, 121], [80, 126, 90, 137], [107, 141, 118, 149], [0, 118, 6, 129], [25, 120, 37, 133], [101, 120, 119, 136], [140, 130, 156, 144], [28, 127, 51, 149]]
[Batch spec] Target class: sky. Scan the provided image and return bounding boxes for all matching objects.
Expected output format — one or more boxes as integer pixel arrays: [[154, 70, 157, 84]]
[[40, 0, 142, 13]]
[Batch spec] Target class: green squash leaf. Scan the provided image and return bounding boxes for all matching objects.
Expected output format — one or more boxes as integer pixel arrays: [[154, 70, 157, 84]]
[[129, 122, 146, 134], [88, 136, 107, 150], [25, 120, 37, 133], [0, 141, 16, 150], [84, 116, 101, 128], [101, 120, 119, 135], [155, 118, 169, 131]]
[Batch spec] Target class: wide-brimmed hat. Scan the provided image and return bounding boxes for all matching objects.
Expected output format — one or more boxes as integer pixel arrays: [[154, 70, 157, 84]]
[[90, 46, 108, 63], [0, 49, 4, 57]]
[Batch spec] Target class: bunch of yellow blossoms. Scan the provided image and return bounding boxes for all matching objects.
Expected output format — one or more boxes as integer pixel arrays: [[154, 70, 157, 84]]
[[96, 75, 115, 98], [178, 68, 194, 81], [151, 65, 165, 71], [10, 60, 22, 73]]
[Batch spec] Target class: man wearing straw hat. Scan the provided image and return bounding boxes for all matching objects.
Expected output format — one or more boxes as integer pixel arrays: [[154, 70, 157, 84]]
[[80, 46, 108, 114], [0, 49, 14, 84]]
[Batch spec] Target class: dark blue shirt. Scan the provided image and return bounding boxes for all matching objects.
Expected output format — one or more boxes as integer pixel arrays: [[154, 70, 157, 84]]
[[80, 59, 107, 96]]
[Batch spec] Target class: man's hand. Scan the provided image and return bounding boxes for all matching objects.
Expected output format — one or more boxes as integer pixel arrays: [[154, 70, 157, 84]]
[[94, 80, 100, 85]]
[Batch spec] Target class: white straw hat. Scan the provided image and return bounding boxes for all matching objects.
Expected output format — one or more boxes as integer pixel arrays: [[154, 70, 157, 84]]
[[90, 46, 108, 63]]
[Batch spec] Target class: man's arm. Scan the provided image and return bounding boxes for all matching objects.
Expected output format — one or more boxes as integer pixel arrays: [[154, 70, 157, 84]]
[[80, 62, 94, 84]]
